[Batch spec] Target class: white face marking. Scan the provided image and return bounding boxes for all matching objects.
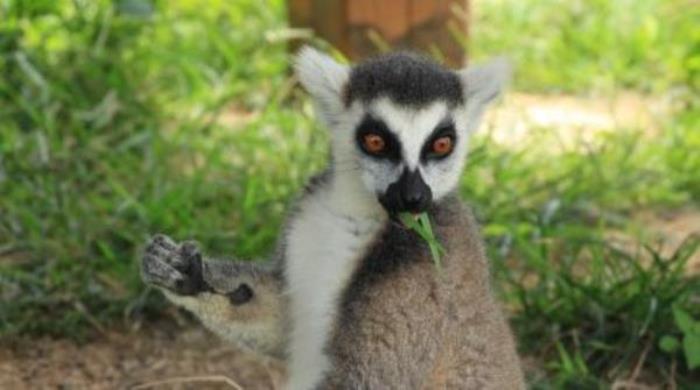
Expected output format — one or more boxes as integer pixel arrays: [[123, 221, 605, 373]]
[[372, 98, 448, 170], [350, 98, 473, 202]]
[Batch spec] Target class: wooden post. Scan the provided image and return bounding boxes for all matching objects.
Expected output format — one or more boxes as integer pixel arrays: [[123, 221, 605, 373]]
[[288, 0, 469, 66]]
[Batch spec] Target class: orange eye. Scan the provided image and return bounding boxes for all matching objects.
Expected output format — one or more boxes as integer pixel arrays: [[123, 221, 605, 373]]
[[432, 136, 453, 156], [362, 133, 386, 154]]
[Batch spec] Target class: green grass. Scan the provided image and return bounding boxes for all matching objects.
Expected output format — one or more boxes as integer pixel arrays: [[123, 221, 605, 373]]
[[470, 0, 700, 96], [1, 0, 699, 387], [461, 129, 700, 387]]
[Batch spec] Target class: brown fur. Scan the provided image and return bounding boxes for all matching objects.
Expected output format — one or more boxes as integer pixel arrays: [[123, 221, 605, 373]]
[[320, 197, 524, 388]]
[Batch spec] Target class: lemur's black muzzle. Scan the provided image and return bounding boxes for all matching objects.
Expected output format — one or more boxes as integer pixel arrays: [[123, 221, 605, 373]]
[[379, 168, 432, 215]]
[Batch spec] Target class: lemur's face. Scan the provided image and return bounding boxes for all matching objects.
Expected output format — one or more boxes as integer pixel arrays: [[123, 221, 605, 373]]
[[296, 48, 508, 215], [351, 99, 466, 214]]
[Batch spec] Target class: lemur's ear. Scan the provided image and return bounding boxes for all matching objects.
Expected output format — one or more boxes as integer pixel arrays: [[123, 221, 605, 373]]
[[457, 58, 510, 132], [295, 46, 350, 125], [459, 57, 510, 105]]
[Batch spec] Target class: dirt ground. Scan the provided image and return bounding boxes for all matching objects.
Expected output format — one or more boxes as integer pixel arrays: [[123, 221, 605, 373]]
[[618, 208, 700, 274], [0, 323, 285, 390], [484, 91, 667, 150]]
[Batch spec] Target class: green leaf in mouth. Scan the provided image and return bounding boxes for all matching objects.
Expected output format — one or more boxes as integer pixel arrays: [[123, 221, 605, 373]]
[[399, 212, 446, 274]]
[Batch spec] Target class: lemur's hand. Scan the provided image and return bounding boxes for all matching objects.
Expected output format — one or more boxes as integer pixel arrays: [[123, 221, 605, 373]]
[[142, 234, 206, 295]]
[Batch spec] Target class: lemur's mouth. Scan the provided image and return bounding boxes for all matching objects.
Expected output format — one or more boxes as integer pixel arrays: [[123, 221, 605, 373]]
[[379, 168, 433, 215]]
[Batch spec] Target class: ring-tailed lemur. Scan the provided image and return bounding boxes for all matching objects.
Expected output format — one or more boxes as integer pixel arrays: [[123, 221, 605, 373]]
[[141, 47, 524, 389]]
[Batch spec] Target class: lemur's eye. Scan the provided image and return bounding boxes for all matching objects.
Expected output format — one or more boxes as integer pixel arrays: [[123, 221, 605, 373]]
[[228, 283, 254, 305], [362, 133, 386, 155], [431, 136, 454, 157], [421, 119, 457, 162]]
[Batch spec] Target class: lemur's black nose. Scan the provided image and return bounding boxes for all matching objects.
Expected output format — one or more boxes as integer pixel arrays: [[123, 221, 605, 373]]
[[400, 170, 432, 211], [380, 168, 432, 214]]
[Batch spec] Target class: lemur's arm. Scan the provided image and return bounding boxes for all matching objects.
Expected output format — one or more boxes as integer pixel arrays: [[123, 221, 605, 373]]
[[141, 234, 287, 360]]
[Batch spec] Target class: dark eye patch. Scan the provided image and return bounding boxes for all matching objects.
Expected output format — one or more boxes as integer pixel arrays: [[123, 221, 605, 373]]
[[228, 283, 254, 305], [421, 118, 457, 162], [354, 114, 401, 161]]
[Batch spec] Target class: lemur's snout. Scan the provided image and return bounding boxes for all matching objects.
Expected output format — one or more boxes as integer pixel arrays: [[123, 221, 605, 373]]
[[380, 168, 432, 214]]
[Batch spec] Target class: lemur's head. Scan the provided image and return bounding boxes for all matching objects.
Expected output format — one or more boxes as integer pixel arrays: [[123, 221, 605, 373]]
[[295, 47, 508, 215]]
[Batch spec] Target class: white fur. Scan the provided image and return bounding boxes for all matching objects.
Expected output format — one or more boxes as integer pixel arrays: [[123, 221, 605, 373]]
[[372, 98, 448, 169], [289, 51, 386, 389], [295, 47, 350, 127], [285, 173, 385, 390], [459, 57, 511, 131]]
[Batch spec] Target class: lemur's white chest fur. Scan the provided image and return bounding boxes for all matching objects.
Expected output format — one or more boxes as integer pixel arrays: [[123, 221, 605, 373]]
[[285, 173, 386, 390]]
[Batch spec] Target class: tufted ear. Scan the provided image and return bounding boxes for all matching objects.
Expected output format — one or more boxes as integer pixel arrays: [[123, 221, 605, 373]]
[[294, 46, 350, 126], [459, 57, 510, 104], [457, 58, 511, 131]]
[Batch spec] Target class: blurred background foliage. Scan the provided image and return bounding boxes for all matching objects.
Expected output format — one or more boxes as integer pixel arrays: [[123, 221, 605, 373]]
[[0, 0, 699, 387]]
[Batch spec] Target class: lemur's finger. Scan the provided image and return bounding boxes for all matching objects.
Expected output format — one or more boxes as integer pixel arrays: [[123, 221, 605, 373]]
[[152, 234, 178, 251], [145, 242, 178, 261], [141, 253, 183, 288], [180, 241, 201, 260], [146, 240, 190, 271]]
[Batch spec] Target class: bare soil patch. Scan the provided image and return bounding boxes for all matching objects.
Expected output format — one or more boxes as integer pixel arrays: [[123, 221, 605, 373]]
[[607, 207, 700, 274], [0, 324, 284, 389], [484, 91, 668, 150]]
